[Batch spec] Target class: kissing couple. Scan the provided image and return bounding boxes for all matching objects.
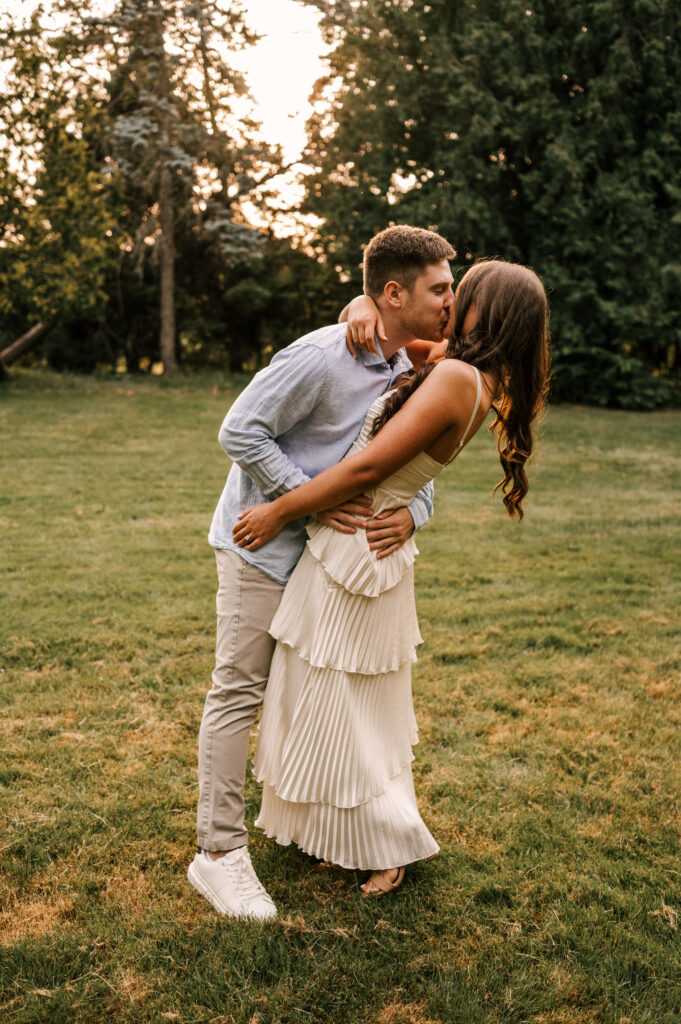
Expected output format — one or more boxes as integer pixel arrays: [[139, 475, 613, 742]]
[[188, 225, 550, 919]]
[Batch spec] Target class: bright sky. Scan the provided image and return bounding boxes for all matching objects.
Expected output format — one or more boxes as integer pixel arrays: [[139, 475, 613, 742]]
[[1, 0, 329, 230], [233, 0, 328, 166], [230, 0, 330, 233]]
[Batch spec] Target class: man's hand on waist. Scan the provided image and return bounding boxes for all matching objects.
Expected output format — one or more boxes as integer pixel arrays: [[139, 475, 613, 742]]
[[365, 507, 415, 559]]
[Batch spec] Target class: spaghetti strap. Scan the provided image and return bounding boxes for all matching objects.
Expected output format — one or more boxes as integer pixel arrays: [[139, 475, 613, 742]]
[[439, 365, 483, 467], [456, 366, 483, 450]]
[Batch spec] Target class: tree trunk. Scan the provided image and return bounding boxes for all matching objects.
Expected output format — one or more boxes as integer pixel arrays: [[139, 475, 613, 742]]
[[159, 164, 177, 376], [154, 13, 177, 379], [197, 3, 219, 136], [0, 322, 53, 377]]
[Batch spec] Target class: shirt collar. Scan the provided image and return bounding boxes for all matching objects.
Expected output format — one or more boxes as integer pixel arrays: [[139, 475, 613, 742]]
[[357, 338, 413, 376]]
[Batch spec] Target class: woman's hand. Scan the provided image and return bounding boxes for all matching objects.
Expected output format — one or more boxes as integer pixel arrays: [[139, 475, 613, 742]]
[[232, 503, 286, 550], [341, 295, 387, 358]]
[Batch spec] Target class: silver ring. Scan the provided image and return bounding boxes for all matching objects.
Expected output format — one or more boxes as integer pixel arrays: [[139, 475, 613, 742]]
[[245, 533, 251, 542]]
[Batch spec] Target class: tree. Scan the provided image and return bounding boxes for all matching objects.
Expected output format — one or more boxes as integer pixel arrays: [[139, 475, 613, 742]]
[[0, 11, 118, 367], [54, 0, 285, 374], [300, 0, 681, 407], [0, 1, 288, 375], [177, 232, 346, 372]]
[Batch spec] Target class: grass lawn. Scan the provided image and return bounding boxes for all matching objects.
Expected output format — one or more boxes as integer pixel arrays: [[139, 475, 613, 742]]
[[1, 368, 680, 1024]]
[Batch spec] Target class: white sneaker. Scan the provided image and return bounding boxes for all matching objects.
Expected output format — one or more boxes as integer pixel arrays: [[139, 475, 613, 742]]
[[187, 848, 277, 921]]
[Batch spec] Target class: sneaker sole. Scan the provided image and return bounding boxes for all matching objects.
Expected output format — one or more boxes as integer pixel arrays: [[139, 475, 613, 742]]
[[187, 862, 277, 921]]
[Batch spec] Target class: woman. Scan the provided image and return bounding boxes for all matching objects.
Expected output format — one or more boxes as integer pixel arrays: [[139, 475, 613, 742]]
[[233, 260, 550, 895]]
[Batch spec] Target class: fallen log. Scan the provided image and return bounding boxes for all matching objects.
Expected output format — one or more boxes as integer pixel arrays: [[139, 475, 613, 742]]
[[0, 322, 53, 378]]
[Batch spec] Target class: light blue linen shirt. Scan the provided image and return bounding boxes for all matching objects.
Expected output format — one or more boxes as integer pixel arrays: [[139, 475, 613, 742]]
[[208, 322, 435, 584]]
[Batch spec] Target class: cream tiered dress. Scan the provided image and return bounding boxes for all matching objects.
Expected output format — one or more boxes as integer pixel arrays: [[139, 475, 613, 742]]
[[254, 371, 482, 870]]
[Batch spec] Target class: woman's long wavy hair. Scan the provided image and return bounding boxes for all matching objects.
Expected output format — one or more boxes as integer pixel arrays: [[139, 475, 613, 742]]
[[371, 259, 551, 519]]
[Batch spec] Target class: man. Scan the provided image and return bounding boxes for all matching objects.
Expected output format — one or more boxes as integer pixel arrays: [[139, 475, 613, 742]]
[[188, 225, 455, 920]]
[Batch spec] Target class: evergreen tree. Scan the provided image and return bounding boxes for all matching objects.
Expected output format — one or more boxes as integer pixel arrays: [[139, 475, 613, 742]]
[[300, 0, 681, 407], [177, 233, 345, 371], [54, 0, 284, 374], [1, 1, 286, 374]]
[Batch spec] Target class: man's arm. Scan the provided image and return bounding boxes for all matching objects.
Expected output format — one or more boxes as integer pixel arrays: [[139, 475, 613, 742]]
[[219, 344, 327, 499], [408, 481, 434, 533]]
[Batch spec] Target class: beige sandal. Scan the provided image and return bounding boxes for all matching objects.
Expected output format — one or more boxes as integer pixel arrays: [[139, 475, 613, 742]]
[[361, 865, 405, 897]]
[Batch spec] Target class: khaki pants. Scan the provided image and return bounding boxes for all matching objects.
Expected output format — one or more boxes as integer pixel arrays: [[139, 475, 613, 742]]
[[197, 548, 285, 853]]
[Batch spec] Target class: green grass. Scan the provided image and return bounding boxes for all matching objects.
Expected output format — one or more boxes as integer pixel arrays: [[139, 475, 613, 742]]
[[1, 367, 680, 1024]]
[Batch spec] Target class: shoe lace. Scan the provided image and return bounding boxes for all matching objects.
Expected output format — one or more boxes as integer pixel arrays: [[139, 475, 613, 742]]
[[224, 848, 268, 902]]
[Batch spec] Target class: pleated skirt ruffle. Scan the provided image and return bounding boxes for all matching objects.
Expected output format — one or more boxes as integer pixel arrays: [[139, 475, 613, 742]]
[[255, 642, 419, 808], [269, 547, 422, 675], [305, 519, 418, 596], [256, 767, 439, 871], [254, 540, 439, 871]]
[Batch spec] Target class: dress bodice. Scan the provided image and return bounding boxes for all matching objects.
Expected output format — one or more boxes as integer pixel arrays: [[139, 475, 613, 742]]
[[304, 392, 442, 597], [344, 392, 446, 515]]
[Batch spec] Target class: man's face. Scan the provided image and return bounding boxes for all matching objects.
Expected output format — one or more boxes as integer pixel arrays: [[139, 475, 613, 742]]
[[399, 259, 454, 342]]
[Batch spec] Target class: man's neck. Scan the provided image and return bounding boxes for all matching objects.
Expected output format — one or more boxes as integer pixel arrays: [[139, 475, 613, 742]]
[[375, 306, 416, 360]]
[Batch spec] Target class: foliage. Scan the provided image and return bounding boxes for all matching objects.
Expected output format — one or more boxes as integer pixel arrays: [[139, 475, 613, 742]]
[[177, 234, 349, 371], [0, 1, 293, 373], [0, 15, 118, 363], [300, 0, 681, 408], [55, 0, 281, 248], [3, 0, 679, 403], [2, 371, 681, 1020]]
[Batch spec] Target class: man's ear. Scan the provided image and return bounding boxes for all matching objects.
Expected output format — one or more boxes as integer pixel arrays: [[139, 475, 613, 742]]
[[383, 280, 403, 308]]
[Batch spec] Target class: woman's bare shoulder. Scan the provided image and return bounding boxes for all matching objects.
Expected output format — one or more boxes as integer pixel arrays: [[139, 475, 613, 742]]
[[425, 357, 479, 395], [398, 358, 479, 429]]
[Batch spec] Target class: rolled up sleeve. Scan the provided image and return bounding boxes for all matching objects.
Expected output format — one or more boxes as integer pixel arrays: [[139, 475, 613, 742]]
[[219, 345, 328, 499]]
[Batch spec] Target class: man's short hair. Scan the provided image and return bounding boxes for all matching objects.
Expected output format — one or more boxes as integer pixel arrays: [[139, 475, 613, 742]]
[[363, 225, 456, 297]]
